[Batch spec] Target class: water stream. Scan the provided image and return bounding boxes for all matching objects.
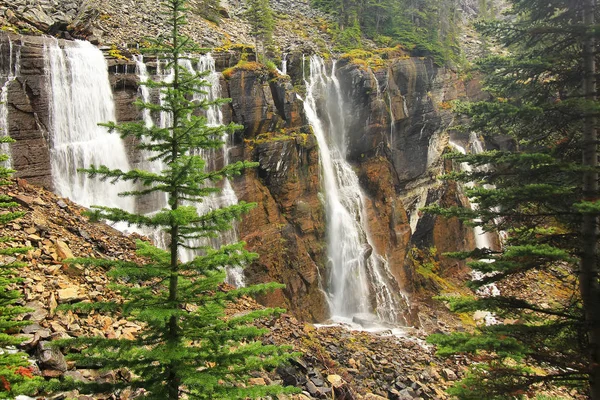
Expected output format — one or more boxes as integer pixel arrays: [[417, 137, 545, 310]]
[[302, 55, 403, 324], [138, 54, 244, 287], [44, 39, 135, 212], [0, 35, 21, 165], [449, 136, 500, 325]]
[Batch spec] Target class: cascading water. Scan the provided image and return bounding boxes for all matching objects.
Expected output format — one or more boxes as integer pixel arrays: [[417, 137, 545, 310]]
[[281, 53, 288, 76], [302, 55, 403, 324], [133, 55, 153, 129], [187, 54, 244, 287], [0, 36, 21, 165], [44, 39, 135, 212], [449, 136, 500, 324], [137, 54, 244, 287]]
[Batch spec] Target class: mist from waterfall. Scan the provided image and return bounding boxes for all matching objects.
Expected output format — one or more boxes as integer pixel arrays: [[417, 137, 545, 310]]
[[44, 39, 135, 213], [302, 55, 403, 324]]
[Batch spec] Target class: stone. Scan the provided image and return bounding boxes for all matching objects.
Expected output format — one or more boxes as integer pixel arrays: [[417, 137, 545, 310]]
[[22, 323, 42, 334], [42, 369, 63, 378], [48, 292, 58, 315], [305, 381, 319, 396], [27, 234, 43, 242], [38, 340, 67, 372], [64, 370, 89, 383], [363, 394, 387, 400], [248, 377, 266, 386], [327, 374, 343, 388], [57, 287, 83, 303], [441, 368, 457, 381], [25, 301, 48, 322], [62, 263, 84, 277], [55, 239, 74, 260], [12, 194, 35, 207]]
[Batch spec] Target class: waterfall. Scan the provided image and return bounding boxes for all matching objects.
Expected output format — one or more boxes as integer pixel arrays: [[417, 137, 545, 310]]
[[137, 54, 244, 287], [449, 137, 500, 309], [276, 53, 288, 76], [44, 39, 135, 213], [133, 55, 153, 129], [281, 53, 288, 76], [302, 56, 403, 324], [0, 36, 21, 165]]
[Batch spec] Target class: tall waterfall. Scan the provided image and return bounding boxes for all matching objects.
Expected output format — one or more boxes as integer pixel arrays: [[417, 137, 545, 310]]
[[303, 56, 403, 324], [0, 36, 21, 165], [44, 39, 135, 212], [136, 54, 244, 287], [449, 137, 500, 303]]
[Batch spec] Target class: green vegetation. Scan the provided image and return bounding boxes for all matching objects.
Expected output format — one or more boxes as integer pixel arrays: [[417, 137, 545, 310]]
[[424, 0, 600, 397], [311, 0, 461, 64], [0, 142, 43, 397], [245, 0, 275, 61], [222, 60, 267, 80], [54, 0, 297, 398]]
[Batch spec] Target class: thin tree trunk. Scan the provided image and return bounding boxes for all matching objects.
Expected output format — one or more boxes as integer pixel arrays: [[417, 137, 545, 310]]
[[581, 0, 600, 397], [167, 2, 181, 399]]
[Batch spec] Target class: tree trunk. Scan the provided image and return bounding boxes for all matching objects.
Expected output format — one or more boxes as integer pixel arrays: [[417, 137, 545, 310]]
[[581, 0, 600, 397]]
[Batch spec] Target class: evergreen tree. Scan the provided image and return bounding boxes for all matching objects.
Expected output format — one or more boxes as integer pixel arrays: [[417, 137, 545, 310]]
[[245, 0, 274, 60], [425, 0, 600, 397], [56, 0, 297, 398], [0, 141, 43, 397], [311, 0, 459, 62]]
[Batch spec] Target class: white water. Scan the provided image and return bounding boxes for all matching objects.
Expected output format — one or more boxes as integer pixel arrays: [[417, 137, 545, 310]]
[[303, 56, 403, 323], [449, 137, 500, 324], [187, 54, 243, 287], [133, 55, 153, 129], [281, 53, 288, 76], [141, 54, 244, 287], [44, 39, 135, 212], [276, 53, 288, 76], [0, 36, 21, 165]]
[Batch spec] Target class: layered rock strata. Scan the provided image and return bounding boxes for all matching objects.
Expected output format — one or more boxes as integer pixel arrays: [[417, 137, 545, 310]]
[[1, 31, 478, 322]]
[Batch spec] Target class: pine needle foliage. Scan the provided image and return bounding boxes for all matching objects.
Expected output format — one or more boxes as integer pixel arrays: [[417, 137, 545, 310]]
[[0, 139, 43, 397], [55, 1, 297, 398], [245, 0, 274, 60], [425, 0, 600, 398]]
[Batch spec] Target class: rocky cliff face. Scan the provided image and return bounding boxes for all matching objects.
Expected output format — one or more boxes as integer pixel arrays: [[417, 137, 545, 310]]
[[1, 30, 478, 322]]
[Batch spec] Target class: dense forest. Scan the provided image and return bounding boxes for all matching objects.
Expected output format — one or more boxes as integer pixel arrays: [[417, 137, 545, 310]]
[[310, 0, 466, 62]]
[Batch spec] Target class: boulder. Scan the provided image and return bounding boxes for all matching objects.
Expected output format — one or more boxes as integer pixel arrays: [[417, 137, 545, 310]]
[[37, 341, 67, 372]]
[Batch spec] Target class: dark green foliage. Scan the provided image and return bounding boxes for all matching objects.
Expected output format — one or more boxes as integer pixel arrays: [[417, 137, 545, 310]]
[[311, 0, 461, 63], [0, 139, 43, 397], [425, 0, 600, 397], [245, 0, 274, 60], [56, 1, 297, 398]]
